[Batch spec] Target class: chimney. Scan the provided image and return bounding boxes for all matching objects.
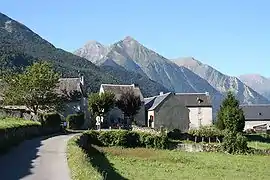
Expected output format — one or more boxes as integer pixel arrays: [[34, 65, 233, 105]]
[[132, 83, 139, 87], [205, 92, 209, 96], [160, 92, 164, 95], [79, 73, 84, 86]]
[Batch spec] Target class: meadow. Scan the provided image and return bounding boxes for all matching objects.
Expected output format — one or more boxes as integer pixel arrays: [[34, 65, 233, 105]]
[[67, 136, 270, 180]]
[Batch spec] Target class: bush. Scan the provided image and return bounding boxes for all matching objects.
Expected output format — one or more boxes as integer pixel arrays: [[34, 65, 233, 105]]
[[41, 113, 61, 128], [222, 131, 248, 154], [82, 130, 169, 149], [67, 113, 85, 129]]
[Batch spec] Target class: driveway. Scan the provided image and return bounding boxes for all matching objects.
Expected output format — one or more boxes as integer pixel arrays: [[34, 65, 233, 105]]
[[0, 134, 75, 180]]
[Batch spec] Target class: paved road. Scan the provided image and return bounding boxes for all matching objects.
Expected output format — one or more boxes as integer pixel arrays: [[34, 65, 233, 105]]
[[0, 134, 75, 180]]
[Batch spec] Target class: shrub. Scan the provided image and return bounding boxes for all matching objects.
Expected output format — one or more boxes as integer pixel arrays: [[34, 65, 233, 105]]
[[222, 131, 248, 154], [67, 113, 85, 129], [41, 113, 62, 128], [82, 130, 169, 149]]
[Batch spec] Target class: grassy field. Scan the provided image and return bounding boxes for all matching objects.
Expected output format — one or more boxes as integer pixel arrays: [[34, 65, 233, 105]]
[[0, 118, 40, 129], [67, 136, 270, 180]]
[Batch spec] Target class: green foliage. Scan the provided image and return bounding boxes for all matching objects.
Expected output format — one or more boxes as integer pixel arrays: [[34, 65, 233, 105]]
[[41, 113, 62, 128], [116, 90, 141, 123], [66, 113, 85, 129], [2, 62, 65, 114], [88, 92, 115, 117], [0, 117, 58, 153], [216, 91, 245, 133], [188, 126, 224, 137], [222, 131, 248, 154], [82, 130, 169, 149], [216, 91, 240, 130], [223, 106, 245, 132]]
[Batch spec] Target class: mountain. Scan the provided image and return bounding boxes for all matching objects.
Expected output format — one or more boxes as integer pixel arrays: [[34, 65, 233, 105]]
[[0, 12, 168, 96], [174, 57, 270, 104], [75, 36, 224, 116], [239, 74, 270, 100]]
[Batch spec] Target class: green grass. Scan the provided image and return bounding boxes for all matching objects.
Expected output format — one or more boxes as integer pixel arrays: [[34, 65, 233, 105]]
[[248, 141, 270, 150], [67, 136, 270, 180], [0, 117, 40, 129]]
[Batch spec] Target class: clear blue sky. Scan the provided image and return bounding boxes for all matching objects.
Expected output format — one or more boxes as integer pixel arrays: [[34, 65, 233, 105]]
[[1, 0, 270, 77]]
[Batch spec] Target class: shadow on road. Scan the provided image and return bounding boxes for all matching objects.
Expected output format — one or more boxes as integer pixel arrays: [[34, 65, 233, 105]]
[[0, 134, 58, 180], [85, 144, 128, 180]]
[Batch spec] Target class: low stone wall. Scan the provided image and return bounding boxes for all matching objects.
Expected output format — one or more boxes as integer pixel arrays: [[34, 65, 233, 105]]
[[174, 143, 222, 152], [131, 125, 160, 135]]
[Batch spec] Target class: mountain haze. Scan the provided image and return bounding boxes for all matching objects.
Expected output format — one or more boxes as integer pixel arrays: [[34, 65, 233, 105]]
[[174, 57, 270, 104]]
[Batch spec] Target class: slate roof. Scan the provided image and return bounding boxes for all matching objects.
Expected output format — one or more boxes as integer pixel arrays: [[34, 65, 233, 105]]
[[144, 92, 172, 110], [100, 84, 144, 101], [175, 93, 212, 107], [57, 78, 82, 95], [240, 104, 270, 121]]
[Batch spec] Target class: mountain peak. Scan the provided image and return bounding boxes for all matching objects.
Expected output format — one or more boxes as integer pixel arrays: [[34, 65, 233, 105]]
[[122, 36, 139, 44]]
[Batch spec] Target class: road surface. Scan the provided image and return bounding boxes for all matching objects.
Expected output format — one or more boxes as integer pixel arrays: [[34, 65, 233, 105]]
[[0, 134, 75, 180]]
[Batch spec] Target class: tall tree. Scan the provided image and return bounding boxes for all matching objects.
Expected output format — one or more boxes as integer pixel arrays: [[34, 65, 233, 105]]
[[2, 62, 64, 114], [116, 90, 141, 124], [88, 92, 115, 117], [216, 91, 240, 130]]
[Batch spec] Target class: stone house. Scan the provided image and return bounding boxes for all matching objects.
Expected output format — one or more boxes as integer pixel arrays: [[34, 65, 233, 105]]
[[99, 84, 145, 126], [240, 104, 270, 131], [144, 92, 190, 132], [175, 92, 213, 129]]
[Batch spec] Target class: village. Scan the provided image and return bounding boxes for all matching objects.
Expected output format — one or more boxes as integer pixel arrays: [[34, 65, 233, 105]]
[[1, 73, 269, 133]]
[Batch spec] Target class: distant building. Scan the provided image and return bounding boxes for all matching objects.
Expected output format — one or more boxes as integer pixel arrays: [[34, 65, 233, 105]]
[[99, 83, 145, 126], [145, 92, 190, 132], [240, 104, 270, 131], [175, 92, 213, 129], [144, 92, 213, 132]]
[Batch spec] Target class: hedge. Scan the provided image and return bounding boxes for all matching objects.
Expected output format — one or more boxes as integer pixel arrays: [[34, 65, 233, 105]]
[[41, 113, 62, 129], [81, 130, 169, 149], [66, 113, 85, 130], [0, 118, 59, 153]]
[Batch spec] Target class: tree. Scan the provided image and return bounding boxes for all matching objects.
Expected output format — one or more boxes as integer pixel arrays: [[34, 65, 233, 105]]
[[2, 62, 64, 115], [217, 91, 248, 154], [88, 92, 115, 117], [116, 90, 141, 124], [216, 91, 240, 130]]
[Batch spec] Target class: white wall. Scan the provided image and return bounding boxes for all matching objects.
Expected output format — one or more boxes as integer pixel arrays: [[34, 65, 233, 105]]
[[188, 107, 213, 129], [245, 121, 270, 130]]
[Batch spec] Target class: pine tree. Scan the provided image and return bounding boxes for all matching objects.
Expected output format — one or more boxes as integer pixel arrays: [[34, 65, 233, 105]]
[[216, 91, 241, 130]]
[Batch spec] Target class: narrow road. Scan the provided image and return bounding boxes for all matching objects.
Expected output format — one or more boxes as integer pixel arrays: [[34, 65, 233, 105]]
[[0, 134, 75, 180]]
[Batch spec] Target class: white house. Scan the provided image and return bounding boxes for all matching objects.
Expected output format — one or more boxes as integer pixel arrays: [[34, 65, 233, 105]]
[[99, 83, 145, 126], [240, 104, 270, 131], [175, 92, 213, 129]]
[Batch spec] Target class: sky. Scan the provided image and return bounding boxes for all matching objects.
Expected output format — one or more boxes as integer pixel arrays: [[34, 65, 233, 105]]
[[1, 0, 270, 77]]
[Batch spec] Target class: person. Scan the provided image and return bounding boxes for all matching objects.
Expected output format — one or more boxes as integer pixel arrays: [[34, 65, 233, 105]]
[[96, 116, 101, 130]]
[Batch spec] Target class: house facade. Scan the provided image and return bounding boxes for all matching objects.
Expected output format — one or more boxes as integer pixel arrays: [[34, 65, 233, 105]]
[[240, 104, 270, 131], [99, 84, 145, 126], [145, 92, 190, 132], [175, 92, 213, 129]]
